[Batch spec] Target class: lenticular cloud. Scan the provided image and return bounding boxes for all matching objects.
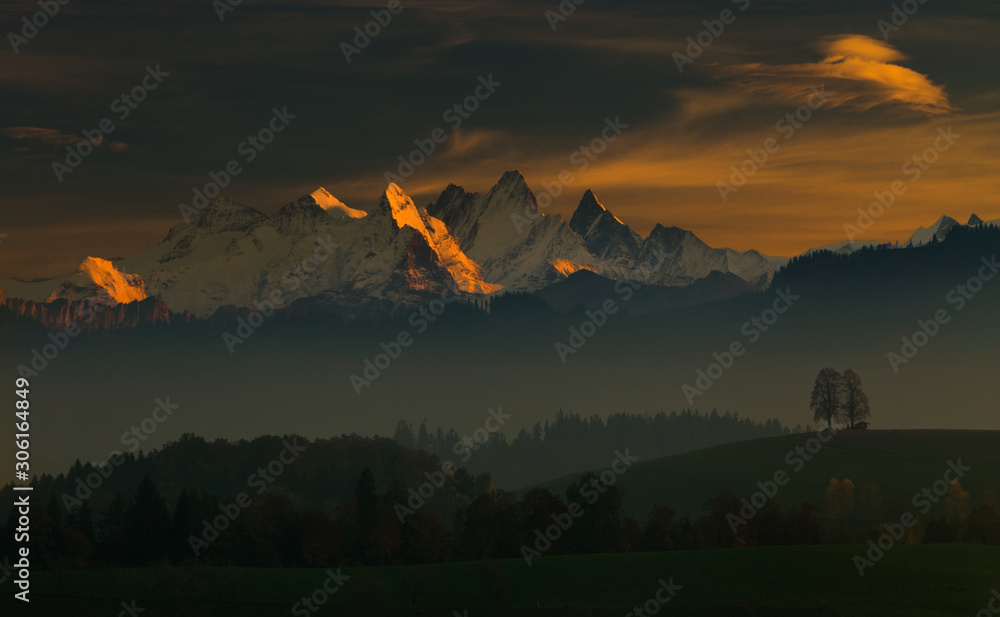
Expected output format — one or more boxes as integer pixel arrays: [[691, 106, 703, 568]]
[[718, 34, 955, 116]]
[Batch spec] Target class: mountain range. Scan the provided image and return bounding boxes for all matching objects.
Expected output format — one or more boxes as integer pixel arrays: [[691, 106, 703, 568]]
[[904, 214, 998, 247], [1, 171, 996, 326]]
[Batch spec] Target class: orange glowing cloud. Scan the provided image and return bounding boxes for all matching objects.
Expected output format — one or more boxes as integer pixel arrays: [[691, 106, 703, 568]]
[[0, 126, 81, 146], [717, 34, 956, 116], [1, 125, 130, 155], [820, 35, 908, 63]]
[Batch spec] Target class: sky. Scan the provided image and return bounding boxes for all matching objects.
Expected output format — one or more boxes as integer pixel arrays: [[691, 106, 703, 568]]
[[1, 0, 998, 279]]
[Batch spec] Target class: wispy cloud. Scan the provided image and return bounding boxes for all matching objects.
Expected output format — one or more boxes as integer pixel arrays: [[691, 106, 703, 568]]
[[0, 126, 128, 156], [716, 34, 956, 116], [1, 126, 80, 146]]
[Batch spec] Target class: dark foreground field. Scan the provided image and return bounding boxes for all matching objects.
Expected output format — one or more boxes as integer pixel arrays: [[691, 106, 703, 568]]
[[2, 544, 997, 616]]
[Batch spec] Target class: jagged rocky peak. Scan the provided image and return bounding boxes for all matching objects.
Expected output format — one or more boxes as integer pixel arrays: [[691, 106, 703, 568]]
[[360, 183, 500, 294], [266, 197, 331, 236], [570, 189, 609, 229], [570, 190, 641, 260], [163, 196, 266, 241], [0, 173, 797, 322], [376, 183, 427, 230], [494, 169, 529, 191], [906, 214, 963, 246], [195, 196, 267, 233], [644, 224, 700, 247], [937, 215, 960, 229], [427, 171, 537, 237], [484, 170, 538, 214], [426, 184, 470, 225], [434, 183, 468, 210], [969, 213, 984, 226]]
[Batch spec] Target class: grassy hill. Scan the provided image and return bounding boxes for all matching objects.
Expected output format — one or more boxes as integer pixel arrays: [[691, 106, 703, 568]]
[[2, 545, 998, 616], [524, 429, 1000, 519]]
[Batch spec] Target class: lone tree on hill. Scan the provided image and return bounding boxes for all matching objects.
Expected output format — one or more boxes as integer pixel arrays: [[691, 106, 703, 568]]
[[810, 368, 843, 429], [840, 369, 871, 429]]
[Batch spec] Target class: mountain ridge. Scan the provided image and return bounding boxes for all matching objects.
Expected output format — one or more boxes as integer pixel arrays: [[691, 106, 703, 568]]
[[19, 172, 975, 325]]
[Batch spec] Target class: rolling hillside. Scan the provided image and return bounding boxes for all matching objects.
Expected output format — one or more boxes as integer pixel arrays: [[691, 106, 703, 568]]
[[525, 429, 1000, 519]]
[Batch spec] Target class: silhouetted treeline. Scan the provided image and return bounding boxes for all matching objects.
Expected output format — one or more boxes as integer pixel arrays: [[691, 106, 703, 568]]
[[396, 409, 790, 488], [0, 433, 491, 567], [772, 224, 1000, 296], [0, 462, 822, 569], [4, 432, 1000, 570]]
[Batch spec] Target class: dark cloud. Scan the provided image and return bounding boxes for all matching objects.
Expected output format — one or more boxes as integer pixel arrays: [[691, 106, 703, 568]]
[[0, 0, 998, 277]]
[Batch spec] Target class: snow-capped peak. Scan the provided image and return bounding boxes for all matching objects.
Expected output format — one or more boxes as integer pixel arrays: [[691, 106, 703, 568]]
[[365, 183, 501, 295], [196, 197, 266, 232], [2, 173, 798, 319], [906, 215, 961, 247], [311, 187, 367, 219], [382, 183, 427, 232], [572, 189, 607, 221], [570, 190, 640, 260], [46, 257, 147, 304], [495, 169, 529, 191], [808, 213, 999, 255], [485, 170, 537, 214], [804, 240, 885, 256]]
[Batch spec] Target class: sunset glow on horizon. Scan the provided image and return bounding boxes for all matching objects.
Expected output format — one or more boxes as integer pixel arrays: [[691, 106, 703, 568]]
[[2, 5, 997, 278]]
